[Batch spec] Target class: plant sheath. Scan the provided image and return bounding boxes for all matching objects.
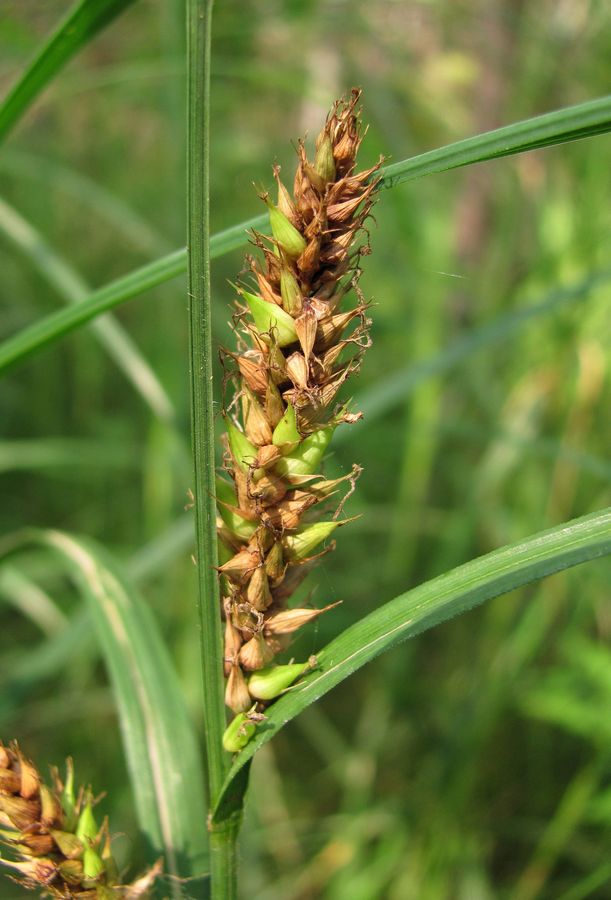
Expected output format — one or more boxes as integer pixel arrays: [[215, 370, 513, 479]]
[[186, 0, 238, 896]]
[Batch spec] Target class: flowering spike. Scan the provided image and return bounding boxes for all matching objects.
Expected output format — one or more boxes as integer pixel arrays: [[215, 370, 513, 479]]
[[217, 92, 381, 728], [0, 742, 160, 897]]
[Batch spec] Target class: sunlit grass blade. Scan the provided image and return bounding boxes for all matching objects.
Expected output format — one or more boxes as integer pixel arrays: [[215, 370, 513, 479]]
[[212, 507, 611, 823], [2, 95, 609, 373], [0, 0, 137, 142], [0, 248, 187, 375], [0, 218, 265, 375], [0, 528, 208, 888], [0, 197, 174, 422], [381, 94, 611, 187]]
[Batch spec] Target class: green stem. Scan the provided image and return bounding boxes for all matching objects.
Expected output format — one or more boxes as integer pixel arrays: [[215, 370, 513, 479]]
[[209, 823, 240, 899], [186, 0, 239, 897]]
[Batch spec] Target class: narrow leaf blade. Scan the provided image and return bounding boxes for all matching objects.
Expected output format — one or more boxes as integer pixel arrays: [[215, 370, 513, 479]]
[[213, 507, 611, 822], [0, 0, 137, 142], [381, 94, 611, 187], [0, 529, 208, 882], [0, 197, 174, 422], [0, 96, 611, 372], [2, 96, 610, 371]]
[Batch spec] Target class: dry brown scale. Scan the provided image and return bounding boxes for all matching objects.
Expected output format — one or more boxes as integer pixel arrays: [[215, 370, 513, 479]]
[[216, 90, 383, 723]]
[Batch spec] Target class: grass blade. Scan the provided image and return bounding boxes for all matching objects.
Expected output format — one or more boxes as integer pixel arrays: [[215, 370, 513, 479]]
[[212, 506, 611, 823], [0, 197, 174, 422], [2, 94, 609, 372], [381, 94, 611, 187], [1, 517, 195, 721], [0, 0, 137, 142], [0, 529, 208, 887], [0, 249, 187, 375], [0, 227, 258, 375]]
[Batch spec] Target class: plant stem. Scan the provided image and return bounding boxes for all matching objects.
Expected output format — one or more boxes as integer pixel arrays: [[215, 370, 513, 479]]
[[186, 0, 238, 897]]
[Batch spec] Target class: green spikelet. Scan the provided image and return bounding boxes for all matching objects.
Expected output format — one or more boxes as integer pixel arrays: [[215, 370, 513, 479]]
[[274, 427, 335, 478], [222, 713, 258, 753], [248, 662, 311, 700], [283, 520, 342, 561], [242, 289, 298, 347], [265, 199, 307, 257], [272, 403, 300, 452]]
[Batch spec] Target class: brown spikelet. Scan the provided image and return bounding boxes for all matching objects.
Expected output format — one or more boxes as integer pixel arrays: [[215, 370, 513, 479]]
[[218, 90, 382, 722], [0, 742, 160, 898]]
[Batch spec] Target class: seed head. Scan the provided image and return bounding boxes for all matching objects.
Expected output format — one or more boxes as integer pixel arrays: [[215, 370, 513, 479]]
[[0, 742, 160, 898], [217, 90, 382, 730]]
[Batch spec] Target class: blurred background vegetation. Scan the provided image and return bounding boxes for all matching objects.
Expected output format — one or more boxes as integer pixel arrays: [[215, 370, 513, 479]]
[[1, 1, 610, 897]]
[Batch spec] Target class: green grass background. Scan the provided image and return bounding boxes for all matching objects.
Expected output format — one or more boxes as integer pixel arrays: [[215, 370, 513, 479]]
[[1, 1, 610, 897]]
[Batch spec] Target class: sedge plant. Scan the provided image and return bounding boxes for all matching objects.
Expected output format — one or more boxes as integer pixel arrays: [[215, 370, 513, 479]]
[[1, 2, 611, 900]]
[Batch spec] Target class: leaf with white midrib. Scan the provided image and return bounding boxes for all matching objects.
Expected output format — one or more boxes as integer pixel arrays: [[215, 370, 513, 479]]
[[212, 507, 611, 824], [0, 529, 208, 891]]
